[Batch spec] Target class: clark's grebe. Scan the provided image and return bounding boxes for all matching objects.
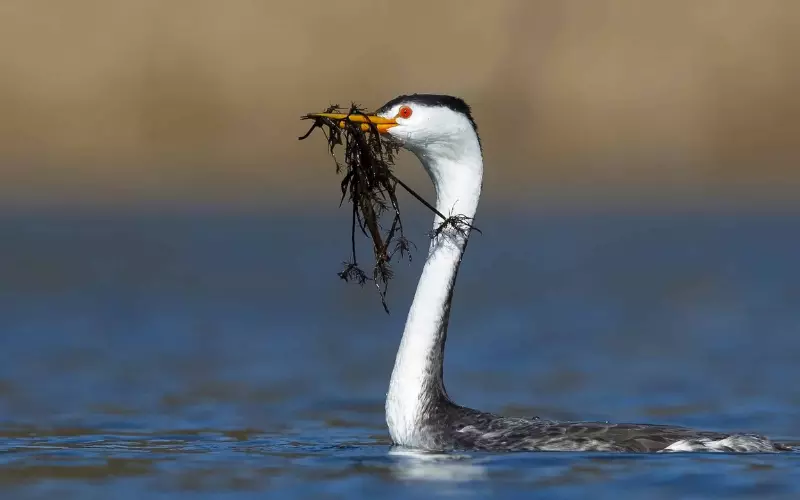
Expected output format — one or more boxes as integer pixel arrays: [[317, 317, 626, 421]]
[[310, 94, 791, 453]]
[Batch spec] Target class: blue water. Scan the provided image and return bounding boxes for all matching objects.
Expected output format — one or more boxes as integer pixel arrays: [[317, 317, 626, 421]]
[[1, 207, 799, 499]]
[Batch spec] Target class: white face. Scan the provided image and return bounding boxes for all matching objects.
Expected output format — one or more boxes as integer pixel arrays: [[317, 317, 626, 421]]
[[377, 103, 479, 160]]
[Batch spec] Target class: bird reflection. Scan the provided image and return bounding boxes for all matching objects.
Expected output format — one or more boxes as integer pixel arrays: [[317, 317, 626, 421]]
[[388, 447, 488, 482]]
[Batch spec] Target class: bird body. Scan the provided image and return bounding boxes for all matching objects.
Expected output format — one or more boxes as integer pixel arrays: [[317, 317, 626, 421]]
[[403, 400, 786, 453], [313, 94, 791, 453]]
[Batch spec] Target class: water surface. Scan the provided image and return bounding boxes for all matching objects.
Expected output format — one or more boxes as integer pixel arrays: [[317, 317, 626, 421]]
[[1, 208, 799, 498]]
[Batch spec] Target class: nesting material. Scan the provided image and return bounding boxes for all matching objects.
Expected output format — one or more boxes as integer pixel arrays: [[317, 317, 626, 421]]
[[299, 104, 477, 312]]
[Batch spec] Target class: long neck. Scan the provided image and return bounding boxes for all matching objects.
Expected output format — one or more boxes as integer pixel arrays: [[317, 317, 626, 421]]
[[386, 144, 483, 447]]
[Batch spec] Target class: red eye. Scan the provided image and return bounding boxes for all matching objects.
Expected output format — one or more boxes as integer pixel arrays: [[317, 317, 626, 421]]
[[398, 106, 413, 119]]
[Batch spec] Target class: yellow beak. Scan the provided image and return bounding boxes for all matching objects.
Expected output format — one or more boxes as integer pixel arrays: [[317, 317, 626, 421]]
[[304, 112, 398, 134]]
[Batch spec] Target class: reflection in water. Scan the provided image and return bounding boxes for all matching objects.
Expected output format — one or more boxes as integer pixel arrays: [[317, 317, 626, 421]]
[[389, 448, 488, 482]]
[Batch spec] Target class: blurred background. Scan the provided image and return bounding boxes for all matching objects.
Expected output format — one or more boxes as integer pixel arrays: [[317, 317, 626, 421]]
[[1, 2, 800, 497], [1, 0, 798, 209]]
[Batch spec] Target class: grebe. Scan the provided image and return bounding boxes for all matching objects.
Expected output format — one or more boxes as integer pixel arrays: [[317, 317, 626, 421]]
[[311, 94, 791, 453]]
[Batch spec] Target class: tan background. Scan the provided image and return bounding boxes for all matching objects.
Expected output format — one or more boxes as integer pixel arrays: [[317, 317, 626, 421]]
[[1, 0, 798, 209]]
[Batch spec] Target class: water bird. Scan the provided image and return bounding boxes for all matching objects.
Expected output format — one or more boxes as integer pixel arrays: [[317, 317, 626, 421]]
[[309, 94, 791, 453]]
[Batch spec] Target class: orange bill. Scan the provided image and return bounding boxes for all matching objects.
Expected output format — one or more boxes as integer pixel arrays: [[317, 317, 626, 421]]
[[305, 112, 397, 134]]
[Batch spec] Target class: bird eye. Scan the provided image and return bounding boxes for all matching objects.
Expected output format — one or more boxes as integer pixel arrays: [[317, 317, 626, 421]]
[[398, 106, 413, 119]]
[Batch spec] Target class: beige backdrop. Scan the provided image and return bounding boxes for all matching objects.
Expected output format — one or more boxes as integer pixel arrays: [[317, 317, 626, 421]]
[[1, 0, 798, 208]]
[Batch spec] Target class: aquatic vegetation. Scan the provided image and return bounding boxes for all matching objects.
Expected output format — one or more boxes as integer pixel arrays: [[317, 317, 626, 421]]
[[299, 104, 477, 312]]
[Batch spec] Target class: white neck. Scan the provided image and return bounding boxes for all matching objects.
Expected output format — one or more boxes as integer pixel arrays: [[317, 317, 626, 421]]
[[385, 139, 483, 448]]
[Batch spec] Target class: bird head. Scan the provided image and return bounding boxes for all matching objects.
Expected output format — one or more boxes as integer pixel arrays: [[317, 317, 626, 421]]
[[309, 94, 480, 154], [308, 94, 483, 193]]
